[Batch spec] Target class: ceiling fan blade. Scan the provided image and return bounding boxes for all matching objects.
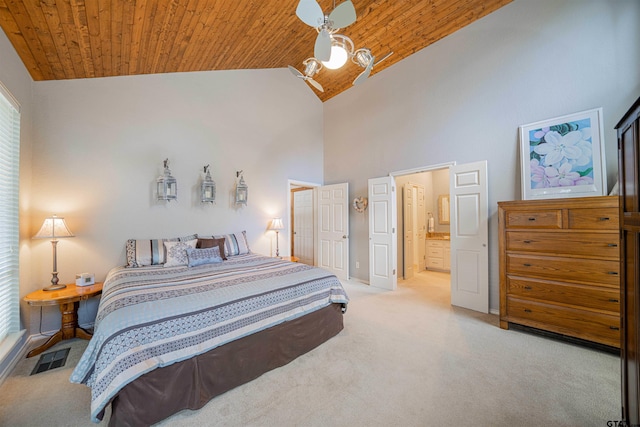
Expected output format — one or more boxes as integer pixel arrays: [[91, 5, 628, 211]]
[[307, 78, 324, 93], [329, 1, 356, 28], [374, 52, 393, 66], [353, 60, 374, 85], [288, 65, 304, 78], [314, 30, 332, 62], [296, 0, 324, 27]]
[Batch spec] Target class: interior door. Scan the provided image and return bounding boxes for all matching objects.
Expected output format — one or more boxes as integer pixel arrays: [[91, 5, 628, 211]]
[[449, 160, 489, 313], [417, 184, 426, 271], [317, 183, 349, 280], [403, 184, 414, 279], [368, 176, 397, 290], [293, 189, 314, 265]]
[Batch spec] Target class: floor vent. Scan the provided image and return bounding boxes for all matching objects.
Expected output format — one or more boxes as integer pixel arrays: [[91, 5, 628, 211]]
[[30, 348, 70, 375]]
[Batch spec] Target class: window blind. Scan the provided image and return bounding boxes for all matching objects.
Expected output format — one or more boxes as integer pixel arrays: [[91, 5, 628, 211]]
[[0, 81, 20, 345]]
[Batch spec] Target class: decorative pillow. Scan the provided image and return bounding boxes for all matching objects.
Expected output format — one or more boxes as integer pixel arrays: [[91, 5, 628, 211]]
[[196, 237, 227, 260], [125, 234, 198, 268], [186, 246, 223, 267], [214, 231, 250, 257], [163, 239, 198, 267], [126, 239, 167, 267]]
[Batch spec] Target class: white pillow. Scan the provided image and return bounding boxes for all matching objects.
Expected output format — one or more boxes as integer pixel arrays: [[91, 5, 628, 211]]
[[164, 239, 198, 267]]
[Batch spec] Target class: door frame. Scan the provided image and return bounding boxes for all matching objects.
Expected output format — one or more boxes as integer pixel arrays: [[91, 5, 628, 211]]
[[287, 179, 321, 263], [391, 162, 456, 280]]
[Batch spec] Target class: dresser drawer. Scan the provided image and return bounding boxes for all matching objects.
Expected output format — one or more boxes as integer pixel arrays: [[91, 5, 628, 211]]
[[506, 254, 620, 286], [506, 277, 620, 312], [426, 240, 444, 248], [505, 210, 562, 229], [506, 297, 620, 347], [568, 207, 619, 230], [506, 231, 620, 259]]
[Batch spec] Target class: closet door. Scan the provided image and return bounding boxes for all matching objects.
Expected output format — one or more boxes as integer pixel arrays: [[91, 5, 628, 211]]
[[617, 96, 640, 426]]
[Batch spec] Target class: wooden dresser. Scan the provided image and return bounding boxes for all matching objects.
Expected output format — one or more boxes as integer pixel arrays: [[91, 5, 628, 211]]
[[498, 196, 620, 348]]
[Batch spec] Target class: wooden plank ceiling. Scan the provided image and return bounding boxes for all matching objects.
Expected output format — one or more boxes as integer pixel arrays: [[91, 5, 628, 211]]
[[0, 0, 512, 102]]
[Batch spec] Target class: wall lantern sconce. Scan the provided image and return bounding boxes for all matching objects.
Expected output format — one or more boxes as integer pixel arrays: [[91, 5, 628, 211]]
[[235, 170, 248, 206], [157, 158, 177, 202], [201, 164, 216, 203]]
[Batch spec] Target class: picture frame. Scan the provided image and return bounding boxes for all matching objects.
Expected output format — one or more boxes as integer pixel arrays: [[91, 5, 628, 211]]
[[519, 108, 606, 200]]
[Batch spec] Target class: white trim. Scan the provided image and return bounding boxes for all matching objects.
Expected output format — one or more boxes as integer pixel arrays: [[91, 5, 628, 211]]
[[0, 329, 26, 385], [0, 80, 20, 112], [390, 161, 456, 177]]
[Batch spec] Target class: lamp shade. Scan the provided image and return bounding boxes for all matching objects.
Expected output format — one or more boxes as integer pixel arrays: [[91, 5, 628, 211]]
[[33, 215, 74, 239], [269, 218, 284, 231]]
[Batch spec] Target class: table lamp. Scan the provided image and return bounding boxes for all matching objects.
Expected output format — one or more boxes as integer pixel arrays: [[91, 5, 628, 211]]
[[269, 218, 284, 258], [33, 214, 74, 291]]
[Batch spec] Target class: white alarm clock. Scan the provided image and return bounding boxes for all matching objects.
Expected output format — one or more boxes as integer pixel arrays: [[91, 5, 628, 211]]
[[75, 273, 95, 287]]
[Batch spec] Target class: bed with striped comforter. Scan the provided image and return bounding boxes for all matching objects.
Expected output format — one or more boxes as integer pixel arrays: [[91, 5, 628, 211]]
[[70, 253, 349, 423]]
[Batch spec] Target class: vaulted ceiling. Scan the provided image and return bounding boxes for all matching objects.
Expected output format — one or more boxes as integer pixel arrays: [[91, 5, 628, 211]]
[[0, 0, 512, 102]]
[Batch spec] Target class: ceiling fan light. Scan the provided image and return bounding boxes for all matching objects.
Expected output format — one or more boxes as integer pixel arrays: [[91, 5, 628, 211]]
[[354, 49, 373, 68], [322, 44, 349, 69]]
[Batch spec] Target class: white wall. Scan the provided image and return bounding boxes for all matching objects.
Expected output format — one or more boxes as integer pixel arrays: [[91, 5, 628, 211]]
[[29, 69, 323, 332], [323, 0, 640, 311]]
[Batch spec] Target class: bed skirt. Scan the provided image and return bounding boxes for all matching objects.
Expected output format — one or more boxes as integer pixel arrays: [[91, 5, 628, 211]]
[[106, 303, 345, 426]]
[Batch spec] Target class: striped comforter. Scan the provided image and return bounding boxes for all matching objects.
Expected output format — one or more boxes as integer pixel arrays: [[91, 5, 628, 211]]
[[69, 254, 349, 423]]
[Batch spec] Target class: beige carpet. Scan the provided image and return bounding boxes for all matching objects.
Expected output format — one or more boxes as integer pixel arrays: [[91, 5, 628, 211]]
[[0, 271, 620, 426]]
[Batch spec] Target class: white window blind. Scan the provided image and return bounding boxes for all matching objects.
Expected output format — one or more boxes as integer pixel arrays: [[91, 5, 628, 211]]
[[0, 81, 20, 345]]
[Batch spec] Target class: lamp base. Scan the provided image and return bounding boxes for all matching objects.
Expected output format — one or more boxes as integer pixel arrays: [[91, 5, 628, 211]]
[[43, 283, 67, 292]]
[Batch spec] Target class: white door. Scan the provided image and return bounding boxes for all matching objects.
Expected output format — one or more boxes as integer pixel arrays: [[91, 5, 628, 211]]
[[293, 189, 314, 265], [368, 176, 397, 290], [403, 184, 414, 279], [416, 185, 426, 271], [317, 183, 349, 280], [449, 160, 489, 313]]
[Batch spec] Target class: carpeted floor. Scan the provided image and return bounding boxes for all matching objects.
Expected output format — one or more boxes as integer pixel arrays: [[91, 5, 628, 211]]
[[0, 271, 620, 426]]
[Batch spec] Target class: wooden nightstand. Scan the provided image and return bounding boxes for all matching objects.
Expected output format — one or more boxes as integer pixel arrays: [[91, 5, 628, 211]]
[[282, 256, 299, 263], [24, 282, 103, 358]]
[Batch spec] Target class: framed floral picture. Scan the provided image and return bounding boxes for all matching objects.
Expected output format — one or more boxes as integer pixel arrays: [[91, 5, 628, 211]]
[[519, 108, 606, 200]]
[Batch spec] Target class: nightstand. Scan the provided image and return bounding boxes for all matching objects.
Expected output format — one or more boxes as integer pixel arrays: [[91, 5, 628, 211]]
[[24, 282, 103, 358], [282, 256, 299, 263]]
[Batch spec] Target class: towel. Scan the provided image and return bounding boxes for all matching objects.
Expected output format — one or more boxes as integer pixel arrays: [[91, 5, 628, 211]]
[[428, 217, 435, 233]]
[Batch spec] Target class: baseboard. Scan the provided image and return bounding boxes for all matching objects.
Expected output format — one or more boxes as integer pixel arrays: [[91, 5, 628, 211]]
[[0, 329, 27, 386]]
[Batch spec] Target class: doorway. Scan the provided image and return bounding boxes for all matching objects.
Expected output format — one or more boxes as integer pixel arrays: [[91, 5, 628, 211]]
[[393, 168, 451, 282], [288, 180, 319, 266]]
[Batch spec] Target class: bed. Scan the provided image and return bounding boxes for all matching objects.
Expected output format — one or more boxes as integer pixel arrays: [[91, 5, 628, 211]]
[[70, 244, 349, 426]]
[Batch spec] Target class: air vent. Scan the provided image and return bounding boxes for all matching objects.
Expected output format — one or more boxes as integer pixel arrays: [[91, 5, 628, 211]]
[[30, 348, 70, 375]]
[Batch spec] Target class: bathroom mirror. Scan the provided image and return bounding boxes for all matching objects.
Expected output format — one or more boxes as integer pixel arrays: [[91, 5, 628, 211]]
[[438, 194, 450, 225]]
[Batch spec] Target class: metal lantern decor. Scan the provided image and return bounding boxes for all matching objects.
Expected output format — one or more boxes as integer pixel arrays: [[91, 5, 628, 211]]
[[157, 158, 177, 202], [201, 164, 216, 203], [235, 170, 248, 206]]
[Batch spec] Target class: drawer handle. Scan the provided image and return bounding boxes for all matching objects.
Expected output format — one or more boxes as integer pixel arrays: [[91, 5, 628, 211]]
[[523, 263, 532, 267], [523, 286, 532, 290], [607, 271, 619, 275], [524, 309, 532, 313], [607, 243, 618, 247], [609, 298, 619, 303], [528, 217, 536, 221], [523, 240, 532, 244], [599, 217, 610, 221], [610, 326, 620, 331]]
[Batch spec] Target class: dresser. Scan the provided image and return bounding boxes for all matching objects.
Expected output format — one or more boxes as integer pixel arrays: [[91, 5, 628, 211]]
[[426, 238, 450, 271], [498, 196, 620, 348]]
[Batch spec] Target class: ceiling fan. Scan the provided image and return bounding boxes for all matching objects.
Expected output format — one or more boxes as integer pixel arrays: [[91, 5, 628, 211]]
[[296, 0, 357, 62], [289, 0, 393, 92]]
